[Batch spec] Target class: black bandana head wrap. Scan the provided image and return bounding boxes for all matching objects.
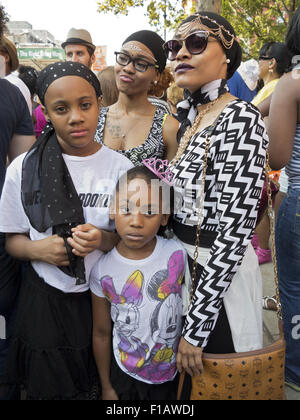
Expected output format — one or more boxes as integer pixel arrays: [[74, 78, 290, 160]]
[[122, 30, 167, 73], [177, 12, 242, 80], [36, 61, 102, 105], [22, 61, 103, 286]]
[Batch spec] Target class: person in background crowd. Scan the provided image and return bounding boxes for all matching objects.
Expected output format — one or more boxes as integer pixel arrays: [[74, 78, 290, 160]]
[[251, 42, 290, 267], [95, 30, 179, 166], [17, 65, 48, 139], [0, 4, 36, 401], [97, 66, 119, 107], [268, 5, 300, 394], [0, 36, 32, 114], [62, 28, 96, 69], [228, 59, 259, 102], [252, 42, 290, 108], [18, 65, 38, 101], [33, 102, 47, 139]]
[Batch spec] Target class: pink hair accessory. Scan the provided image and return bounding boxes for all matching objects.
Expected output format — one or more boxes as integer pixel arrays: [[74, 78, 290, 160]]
[[142, 158, 174, 186]]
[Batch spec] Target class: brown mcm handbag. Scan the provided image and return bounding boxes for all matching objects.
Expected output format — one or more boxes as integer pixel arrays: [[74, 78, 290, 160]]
[[177, 121, 286, 401]]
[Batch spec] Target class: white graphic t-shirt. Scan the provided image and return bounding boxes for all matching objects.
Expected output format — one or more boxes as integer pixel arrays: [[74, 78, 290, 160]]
[[0, 146, 133, 293], [90, 236, 186, 385]]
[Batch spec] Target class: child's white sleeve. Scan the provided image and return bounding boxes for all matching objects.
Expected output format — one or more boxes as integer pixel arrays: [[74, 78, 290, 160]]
[[0, 156, 30, 233]]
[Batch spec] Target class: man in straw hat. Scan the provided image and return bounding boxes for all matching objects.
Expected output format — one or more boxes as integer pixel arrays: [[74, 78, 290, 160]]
[[62, 28, 96, 69], [0, 36, 32, 114]]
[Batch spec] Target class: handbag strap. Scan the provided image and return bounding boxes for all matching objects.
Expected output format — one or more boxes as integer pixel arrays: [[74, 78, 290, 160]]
[[190, 116, 220, 302], [266, 152, 282, 322], [189, 118, 283, 326], [177, 371, 186, 400]]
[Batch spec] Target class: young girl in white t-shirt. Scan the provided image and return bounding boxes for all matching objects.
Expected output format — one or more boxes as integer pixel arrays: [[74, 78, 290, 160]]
[[0, 62, 133, 400], [90, 162, 186, 401]]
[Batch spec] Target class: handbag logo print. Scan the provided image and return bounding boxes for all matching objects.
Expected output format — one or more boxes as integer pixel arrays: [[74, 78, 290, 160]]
[[225, 360, 235, 369], [253, 379, 262, 388], [240, 369, 249, 378], [239, 391, 249, 400], [211, 370, 221, 380], [209, 393, 221, 400], [194, 377, 206, 389], [225, 382, 236, 391], [253, 358, 263, 370]]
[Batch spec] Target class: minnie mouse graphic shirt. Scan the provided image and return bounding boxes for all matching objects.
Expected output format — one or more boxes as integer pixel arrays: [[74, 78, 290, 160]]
[[90, 236, 186, 385]]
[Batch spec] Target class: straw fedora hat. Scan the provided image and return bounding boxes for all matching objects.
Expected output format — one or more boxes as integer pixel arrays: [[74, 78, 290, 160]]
[[0, 36, 19, 72], [61, 28, 96, 52]]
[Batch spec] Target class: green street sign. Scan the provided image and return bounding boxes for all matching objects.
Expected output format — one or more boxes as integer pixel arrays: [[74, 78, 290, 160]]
[[17, 47, 66, 60]]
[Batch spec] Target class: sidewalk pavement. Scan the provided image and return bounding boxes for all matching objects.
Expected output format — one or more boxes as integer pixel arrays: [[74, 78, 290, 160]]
[[261, 262, 300, 401]]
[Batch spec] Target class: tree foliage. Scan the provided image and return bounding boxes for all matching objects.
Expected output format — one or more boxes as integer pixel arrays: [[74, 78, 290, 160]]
[[222, 0, 300, 58], [97, 0, 194, 35], [97, 0, 300, 57]]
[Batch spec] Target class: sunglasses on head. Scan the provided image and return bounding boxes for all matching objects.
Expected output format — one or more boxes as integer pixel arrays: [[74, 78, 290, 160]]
[[163, 31, 215, 61]]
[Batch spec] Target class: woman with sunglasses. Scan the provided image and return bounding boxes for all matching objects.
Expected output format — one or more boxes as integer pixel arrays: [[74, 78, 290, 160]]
[[250, 42, 289, 306], [164, 12, 268, 383], [95, 30, 179, 166], [268, 5, 300, 393]]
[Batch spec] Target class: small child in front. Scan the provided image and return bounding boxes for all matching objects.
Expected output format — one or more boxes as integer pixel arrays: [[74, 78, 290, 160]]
[[91, 160, 186, 401]]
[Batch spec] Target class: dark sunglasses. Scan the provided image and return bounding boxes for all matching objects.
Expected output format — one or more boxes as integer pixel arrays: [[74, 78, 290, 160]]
[[114, 51, 159, 73], [163, 31, 215, 61]]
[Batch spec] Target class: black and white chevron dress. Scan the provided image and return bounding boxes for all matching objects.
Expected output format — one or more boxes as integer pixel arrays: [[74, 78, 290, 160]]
[[171, 100, 268, 348]]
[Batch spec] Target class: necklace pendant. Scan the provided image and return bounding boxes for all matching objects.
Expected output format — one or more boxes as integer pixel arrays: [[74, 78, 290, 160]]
[[122, 134, 126, 139]]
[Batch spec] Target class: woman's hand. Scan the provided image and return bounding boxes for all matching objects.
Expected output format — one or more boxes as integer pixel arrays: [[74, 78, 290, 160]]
[[5, 233, 69, 266], [37, 235, 69, 266], [176, 337, 204, 377]]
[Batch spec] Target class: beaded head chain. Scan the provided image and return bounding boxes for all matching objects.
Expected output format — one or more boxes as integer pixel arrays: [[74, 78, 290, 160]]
[[175, 15, 238, 51]]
